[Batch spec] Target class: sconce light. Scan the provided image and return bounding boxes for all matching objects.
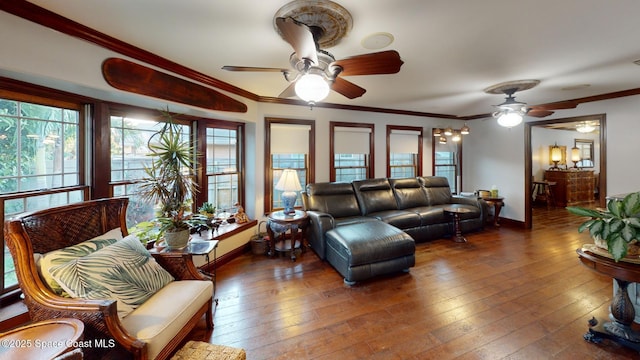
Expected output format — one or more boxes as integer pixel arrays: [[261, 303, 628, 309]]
[[550, 143, 562, 169], [571, 146, 581, 168]]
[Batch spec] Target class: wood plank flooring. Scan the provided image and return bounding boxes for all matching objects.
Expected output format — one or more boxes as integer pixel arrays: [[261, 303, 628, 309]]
[[187, 207, 640, 359]]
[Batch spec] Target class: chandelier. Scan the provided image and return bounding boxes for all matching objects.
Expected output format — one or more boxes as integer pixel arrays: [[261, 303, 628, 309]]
[[576, 121, 596, 133], [433, 124, 470, 144]]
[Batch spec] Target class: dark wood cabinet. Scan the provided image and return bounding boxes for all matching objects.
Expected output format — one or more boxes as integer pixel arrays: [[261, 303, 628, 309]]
[[545, 170, 594, 207]]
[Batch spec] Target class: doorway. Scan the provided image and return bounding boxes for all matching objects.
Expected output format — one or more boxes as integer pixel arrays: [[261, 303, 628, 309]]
[[524, 114, 607, 229]]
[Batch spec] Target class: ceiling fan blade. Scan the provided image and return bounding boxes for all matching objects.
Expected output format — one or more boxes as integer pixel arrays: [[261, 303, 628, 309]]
[[222, 65, 289, 73], [331, 77, 366, 99], [527, 109, 555, 118], [530, 100, 578, 111], [278, 82, 297, 98], [275, 17, 318, 65], [332, 50, 404, 76]]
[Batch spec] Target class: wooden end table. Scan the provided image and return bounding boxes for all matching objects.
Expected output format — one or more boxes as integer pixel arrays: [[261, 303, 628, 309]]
[[481, 196, 505, 227], [577, 248, 640, 351], [0, 318, 84, 360], [443, 206, 472, 243], [267, 210, 309, 261]]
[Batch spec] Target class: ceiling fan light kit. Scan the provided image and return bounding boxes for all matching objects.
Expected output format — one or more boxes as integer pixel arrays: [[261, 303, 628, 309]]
[[485, 79, 540, 128], [295, 72, 330, 105]]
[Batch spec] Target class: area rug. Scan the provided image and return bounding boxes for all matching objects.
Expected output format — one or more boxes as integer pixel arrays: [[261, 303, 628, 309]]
[[171, 340, 246, 360]]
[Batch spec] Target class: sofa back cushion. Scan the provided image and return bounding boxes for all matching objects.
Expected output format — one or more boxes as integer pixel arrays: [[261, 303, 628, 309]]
[[419, 176, 453, 205], [353, 178, 398, 215], [304, 182, 361, 218], [389, 178, 429, 209]]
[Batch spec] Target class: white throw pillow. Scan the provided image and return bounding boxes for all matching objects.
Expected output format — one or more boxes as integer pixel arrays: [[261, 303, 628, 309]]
[[48, 234, 174, 319], [38, 228, 123, 296]]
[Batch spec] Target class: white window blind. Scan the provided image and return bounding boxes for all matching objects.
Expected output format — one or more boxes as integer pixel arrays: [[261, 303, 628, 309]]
[[390, 129, 421, 154], [270, 123, 311, 154], [334, 126, 371, 154]]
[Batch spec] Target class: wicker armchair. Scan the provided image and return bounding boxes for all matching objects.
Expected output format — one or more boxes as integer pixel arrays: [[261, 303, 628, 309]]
[[4, 198, 213, 360]]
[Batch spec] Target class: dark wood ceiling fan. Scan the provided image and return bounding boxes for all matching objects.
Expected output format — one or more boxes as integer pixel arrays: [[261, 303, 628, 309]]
[[222, 17, 404, 100]]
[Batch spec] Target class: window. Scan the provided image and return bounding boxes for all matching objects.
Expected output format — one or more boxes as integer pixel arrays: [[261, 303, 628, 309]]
[[265, 118, 315, 213], [330, 122, 374, 182], [110, 114, 191, 227], [0, 95, 86, 296], [202, 124, 243, 213], [387, 126, 423, 178]]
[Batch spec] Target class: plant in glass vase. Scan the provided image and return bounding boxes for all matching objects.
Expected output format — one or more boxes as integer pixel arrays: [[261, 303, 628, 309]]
[[567, 192, 640, 262], [137, 109, 198, 250]]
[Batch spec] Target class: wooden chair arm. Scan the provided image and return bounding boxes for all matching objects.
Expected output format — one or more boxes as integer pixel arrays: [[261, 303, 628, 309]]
[[151, 252, 208, 281]]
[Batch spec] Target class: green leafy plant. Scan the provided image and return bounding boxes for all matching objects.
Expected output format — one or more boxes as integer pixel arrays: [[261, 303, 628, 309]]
[[567, 192, 640, 262], [198, 202, 216, 217]]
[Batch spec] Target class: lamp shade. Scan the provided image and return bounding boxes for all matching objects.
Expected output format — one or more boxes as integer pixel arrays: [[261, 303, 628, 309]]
[[571, 146, 581, 162], [295, 73, 330, 103], [275, 169, 302, 192], [551, 145, 562, 162]]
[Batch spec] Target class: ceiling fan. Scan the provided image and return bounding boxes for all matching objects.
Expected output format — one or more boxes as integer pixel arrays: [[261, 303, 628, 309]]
[[485, 80, 578, 127], [222, 16, 404, 106]]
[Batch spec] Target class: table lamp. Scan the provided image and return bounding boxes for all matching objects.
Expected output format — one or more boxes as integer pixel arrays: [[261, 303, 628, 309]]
[[275, 169, 302, 215]]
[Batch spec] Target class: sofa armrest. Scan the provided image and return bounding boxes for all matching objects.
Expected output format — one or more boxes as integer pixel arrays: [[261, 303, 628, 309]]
[[305, 210, 335, 260], [451, 195, 480, 207]]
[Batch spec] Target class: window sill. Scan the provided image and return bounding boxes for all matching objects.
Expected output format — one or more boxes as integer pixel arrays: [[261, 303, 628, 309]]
[[213, 219, 257, 240]]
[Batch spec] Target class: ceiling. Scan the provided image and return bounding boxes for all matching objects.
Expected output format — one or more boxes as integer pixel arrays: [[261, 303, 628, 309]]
[[21, 0, 640, 118]]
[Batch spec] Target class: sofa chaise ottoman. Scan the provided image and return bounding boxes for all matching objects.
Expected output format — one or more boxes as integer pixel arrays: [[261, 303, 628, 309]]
[[325, 221, 415, 285]]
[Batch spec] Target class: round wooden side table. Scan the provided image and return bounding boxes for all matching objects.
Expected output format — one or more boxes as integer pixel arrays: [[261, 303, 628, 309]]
[[0, 318, 84, 359], [267, 210, 309, 261], [443, 206, 472, 243]]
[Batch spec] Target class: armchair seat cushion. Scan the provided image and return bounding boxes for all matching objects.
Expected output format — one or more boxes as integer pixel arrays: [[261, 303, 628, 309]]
[[121, 280, 214, 360]]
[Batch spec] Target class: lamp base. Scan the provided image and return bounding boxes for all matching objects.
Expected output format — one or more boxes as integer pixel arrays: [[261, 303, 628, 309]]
[[281, 191, 297, 215]]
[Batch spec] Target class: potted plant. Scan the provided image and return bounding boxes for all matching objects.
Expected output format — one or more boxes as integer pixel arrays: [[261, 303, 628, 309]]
[[567, 192, 640, 262], [137, 109, 198, 250]]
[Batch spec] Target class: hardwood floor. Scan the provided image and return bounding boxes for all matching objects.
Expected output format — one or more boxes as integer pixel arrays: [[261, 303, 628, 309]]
[[187, 207, 640, 359]]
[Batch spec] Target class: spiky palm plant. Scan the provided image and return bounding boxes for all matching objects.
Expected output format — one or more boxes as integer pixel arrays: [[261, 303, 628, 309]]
[[137, 109, 198, 235]]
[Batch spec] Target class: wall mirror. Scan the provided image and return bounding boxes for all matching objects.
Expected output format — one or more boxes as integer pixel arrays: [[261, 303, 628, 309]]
[[574, 139, 594, 168]]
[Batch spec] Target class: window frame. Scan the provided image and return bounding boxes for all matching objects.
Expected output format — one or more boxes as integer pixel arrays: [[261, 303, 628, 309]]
[[195, 120, 245, 213], [264, 117, 315, 214], [0, 89, 87, 297], [386, 125, 423, 178], [330, 121, 374, 182]]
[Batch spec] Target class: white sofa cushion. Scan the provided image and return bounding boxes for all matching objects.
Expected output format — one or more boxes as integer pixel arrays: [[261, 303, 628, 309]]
[[120, 280, 213, 360]]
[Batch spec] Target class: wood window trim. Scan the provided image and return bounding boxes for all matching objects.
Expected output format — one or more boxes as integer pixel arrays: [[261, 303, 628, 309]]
[[329, 121, 375, 181], [264, 117, 315, 214], [386, 125, 423, 177]]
